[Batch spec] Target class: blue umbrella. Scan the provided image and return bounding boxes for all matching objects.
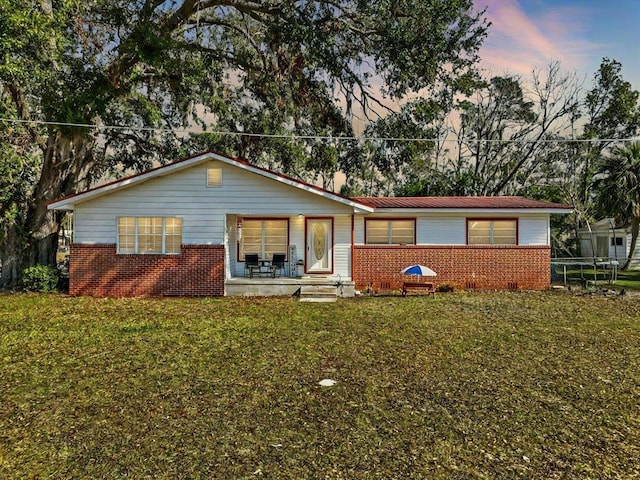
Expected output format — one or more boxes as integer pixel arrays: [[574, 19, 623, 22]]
[[401, 264, 437, 276]]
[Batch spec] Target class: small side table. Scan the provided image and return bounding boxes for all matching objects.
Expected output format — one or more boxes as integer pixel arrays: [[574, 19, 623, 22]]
[[259, 259, 271, 277]]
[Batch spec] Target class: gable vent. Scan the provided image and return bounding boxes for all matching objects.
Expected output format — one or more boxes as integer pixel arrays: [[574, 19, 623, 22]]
[[207, 167, 222, 187]]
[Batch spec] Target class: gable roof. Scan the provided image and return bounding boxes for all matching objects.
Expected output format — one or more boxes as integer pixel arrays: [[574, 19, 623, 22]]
[[48, 150, 572, 215], [48, 151, 374, 213], [354, 196, 572, 212], [577, 218, 629, 233]]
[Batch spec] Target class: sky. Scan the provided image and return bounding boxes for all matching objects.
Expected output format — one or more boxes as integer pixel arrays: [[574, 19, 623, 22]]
[[475, 0, 640, 88]]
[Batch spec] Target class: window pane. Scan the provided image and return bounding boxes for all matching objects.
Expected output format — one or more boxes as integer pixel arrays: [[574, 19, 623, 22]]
[[391, 220, 414, 244], [117, 217, 135, 253], [165, 236, 181, 253], [165, 218, 182, 253], [492, 220, 516, 245], [137, 217, 163, 234], [493, 234, 516, 245], [468, 220, 492, 245], [138, 217, 163, 253], [118, 217, 135, 234], [240, 220, 263, 259], [366, 220, 390, 244], [264, 220, 287, 258], [165, 217, 182, 235], [468, 221, 491, 233]]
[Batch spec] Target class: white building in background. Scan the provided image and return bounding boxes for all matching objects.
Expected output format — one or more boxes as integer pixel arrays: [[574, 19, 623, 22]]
[[577, 218, 640, 270]]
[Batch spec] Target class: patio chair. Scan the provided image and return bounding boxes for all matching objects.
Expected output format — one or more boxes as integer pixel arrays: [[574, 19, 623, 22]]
[[244, 253, 261, 278], [270, 253, 286, 278]]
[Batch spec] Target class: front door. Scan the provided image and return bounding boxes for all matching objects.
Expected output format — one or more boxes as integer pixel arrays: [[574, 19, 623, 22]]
[[306, 218, 333, 273]]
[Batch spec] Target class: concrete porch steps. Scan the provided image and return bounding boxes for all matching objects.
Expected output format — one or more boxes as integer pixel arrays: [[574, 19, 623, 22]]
[[299, 284, 338, 302], [225, 276, 354, 298]]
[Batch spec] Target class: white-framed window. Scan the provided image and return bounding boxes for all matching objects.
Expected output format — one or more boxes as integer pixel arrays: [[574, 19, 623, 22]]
[[117, 217, 183, 254], [365, 219, 415, 245], [467, 219, 517, 245], [239, 218, 288, 260], [207, 167, 222, 187]]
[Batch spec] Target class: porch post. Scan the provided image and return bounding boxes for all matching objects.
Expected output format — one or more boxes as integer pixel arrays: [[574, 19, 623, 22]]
[[224, 214, 231, 281]]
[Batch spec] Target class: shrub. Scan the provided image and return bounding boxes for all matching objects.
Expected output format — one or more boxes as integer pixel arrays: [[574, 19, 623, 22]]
[[22, 265, 59, 293], [437, 283, 454, 293]]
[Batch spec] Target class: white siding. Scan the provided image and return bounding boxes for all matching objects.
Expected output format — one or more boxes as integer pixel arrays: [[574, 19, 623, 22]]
[[608, 235, 627, 262], [355, 213, 551, 246], [625, 234, 640, 269], [418, 216, 466, 245], [518, 215, 549, 245], [354, 215, 365, 244], [333, 215, 352, 277], [73, 160, 353, 245]]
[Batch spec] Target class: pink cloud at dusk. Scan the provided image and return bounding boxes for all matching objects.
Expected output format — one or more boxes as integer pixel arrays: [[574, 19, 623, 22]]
[[474, 0, 602, 77]]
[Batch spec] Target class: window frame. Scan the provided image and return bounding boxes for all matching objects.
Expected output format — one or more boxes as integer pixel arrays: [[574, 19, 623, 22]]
[[364, 218, 416, 245], [466, 218, 518, 246], [117, 217, 183, 254], [610, 236, 623, 246], [237, 217, 290, 261]]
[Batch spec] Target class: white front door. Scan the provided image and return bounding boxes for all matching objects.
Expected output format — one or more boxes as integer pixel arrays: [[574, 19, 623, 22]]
[[306, 218, 333, 273]]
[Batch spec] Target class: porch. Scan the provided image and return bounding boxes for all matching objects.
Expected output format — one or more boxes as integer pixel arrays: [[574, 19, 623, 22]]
[[225, 275, 355, 298]]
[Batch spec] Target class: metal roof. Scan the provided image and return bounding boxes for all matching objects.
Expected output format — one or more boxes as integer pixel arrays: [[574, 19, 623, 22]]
[[353, 196, 572, 210]]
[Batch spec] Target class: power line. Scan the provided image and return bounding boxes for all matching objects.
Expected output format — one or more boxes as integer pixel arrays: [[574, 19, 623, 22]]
[[1, 117, 639, 144]]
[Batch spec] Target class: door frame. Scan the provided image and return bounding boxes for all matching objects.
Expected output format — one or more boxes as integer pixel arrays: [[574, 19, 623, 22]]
[[304, 217, 334, 274]]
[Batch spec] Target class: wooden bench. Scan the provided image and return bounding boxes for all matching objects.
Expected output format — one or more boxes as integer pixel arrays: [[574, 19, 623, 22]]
[[401, 281, 435, 297]]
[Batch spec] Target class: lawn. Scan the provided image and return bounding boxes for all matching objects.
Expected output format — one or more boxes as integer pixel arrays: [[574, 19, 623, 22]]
[[552, 264, 640, 291], [1, 292, 639, 479], [612, 269, 640, 290]]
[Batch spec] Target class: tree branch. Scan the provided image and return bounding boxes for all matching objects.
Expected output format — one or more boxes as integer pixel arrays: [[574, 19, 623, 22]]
[[6, 84, 47, 152]]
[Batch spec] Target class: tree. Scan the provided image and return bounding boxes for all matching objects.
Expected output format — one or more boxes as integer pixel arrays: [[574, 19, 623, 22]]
[[593, 142, 640, 270], [452, 63, 581, 196], [578, 58, 640, 212], [354, 97, 450, 195], [378, 63, 581, 198], [0, 0, 489, 288]]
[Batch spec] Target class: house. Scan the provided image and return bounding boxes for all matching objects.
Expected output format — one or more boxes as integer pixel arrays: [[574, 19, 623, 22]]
[[577, 218, 640, 270], [48, 151, 572, 297]]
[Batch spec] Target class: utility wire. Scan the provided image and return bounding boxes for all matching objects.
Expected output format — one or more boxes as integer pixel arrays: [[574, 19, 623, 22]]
[[1, 117, 639, 144]]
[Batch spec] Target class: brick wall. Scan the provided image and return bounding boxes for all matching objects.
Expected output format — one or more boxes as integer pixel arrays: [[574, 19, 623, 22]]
[[69, 244, 225, 297], [353, 245, 551, 292]]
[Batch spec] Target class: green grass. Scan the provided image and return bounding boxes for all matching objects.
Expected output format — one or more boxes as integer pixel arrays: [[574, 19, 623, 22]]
[[1, 292, 639, 479], [612, 269, 640, 290], [553, 266, 640, 291]]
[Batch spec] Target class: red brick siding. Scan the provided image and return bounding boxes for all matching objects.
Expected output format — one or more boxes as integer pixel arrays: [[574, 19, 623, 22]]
[[353, 245, 551, 292], [69, 244, 225, 297]]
